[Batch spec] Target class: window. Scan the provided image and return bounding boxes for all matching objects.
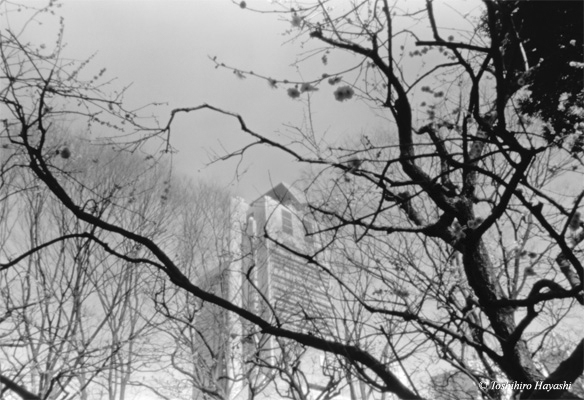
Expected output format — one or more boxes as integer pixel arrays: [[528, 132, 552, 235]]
[[281, 209, 293, 235]]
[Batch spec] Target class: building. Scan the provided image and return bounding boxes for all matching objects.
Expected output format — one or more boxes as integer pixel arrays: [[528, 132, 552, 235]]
[[241, 182, 331, 334], [211, 182, 405, 400]]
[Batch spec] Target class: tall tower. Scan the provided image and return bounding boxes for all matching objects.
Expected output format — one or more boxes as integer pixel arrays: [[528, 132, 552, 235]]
[[220, 183, 411, 400], [200, 184, 333, 400], [242, 182, 330, 334]]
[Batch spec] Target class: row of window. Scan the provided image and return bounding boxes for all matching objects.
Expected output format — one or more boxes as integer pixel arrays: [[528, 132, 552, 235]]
[[281, 208, 314, 243]]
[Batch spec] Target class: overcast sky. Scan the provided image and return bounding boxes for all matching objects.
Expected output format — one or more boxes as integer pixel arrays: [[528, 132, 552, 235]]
[[18, 0, 382, 201], [9, 0, 481, 201]]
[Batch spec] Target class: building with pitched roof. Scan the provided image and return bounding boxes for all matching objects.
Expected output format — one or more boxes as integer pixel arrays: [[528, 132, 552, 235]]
[[203, 182, 406, 400], [242, 182, 331, 334]]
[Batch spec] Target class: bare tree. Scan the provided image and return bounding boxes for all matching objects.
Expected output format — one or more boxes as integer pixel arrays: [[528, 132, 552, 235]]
[[166, 1, 584, 399], [2, 1, 583, 400]]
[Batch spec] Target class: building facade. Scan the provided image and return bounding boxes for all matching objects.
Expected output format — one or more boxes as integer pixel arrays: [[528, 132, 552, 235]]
[[241, 183, 331, 334], [209, 182, 404, 400]]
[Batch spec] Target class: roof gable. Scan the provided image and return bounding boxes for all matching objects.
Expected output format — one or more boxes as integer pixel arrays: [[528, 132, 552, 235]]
[[254, 182, 304, 208]]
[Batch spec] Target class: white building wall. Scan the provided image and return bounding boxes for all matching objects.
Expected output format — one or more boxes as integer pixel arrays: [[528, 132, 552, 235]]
[[226, 184, 411, 400], [225, 197, 248, 400]]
